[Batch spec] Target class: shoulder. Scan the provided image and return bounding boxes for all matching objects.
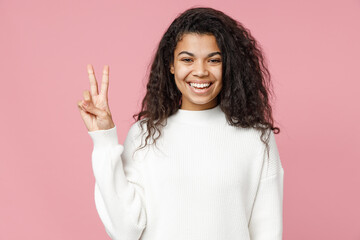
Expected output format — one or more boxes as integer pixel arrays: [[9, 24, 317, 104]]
[[127, 118, 159, 147], [228, 123, 268, 141], [122, 120, 149, 163], [127, 120, 147, 143], [225, 124, 276, 156]]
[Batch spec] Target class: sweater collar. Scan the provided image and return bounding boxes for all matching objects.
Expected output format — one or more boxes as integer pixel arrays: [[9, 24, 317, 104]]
[[170, 104, 224, 125]]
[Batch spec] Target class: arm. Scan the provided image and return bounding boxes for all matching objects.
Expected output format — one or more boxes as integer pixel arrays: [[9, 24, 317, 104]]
[[88, 125, 146, 240], [248, 131, 284, 240]]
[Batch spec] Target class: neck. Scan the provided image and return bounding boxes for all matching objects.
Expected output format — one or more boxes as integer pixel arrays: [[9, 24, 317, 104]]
[[179, 98, 219, 111]]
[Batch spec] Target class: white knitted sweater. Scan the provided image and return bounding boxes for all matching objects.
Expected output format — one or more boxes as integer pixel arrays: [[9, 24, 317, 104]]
[[88, 104, 284, 240]]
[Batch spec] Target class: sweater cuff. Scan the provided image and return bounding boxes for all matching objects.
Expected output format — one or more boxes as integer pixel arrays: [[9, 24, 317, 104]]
[[88, 125, 119, 149]]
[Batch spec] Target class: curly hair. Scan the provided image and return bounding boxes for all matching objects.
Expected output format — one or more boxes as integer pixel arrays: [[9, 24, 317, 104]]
[[132, 6, 280, 158]]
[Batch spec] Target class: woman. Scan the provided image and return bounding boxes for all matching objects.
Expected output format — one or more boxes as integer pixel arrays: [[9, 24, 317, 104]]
[[77, 7, 284, 240]]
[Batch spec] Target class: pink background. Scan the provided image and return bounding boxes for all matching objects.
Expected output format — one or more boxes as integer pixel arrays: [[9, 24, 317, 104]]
[[1, 0, 359, 239]]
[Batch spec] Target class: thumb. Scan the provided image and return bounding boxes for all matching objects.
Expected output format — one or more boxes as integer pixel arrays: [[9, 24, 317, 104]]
[[82, 101, 106, 117], [82, 91, 104, 117]]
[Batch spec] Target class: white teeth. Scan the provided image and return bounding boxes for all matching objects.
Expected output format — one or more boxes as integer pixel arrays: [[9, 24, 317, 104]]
[[189, 82, 211, 88]]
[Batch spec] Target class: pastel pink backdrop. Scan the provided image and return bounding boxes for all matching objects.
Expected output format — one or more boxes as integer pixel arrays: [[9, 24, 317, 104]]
[[1, 0, 359, 239]]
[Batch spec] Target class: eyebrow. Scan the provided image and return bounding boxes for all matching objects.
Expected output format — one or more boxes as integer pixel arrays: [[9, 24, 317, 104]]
[[177, 51, 222, 58]]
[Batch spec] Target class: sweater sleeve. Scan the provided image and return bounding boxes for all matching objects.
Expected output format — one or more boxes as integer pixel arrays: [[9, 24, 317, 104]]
[[88, 125, 147, 240], [248, 130, 284, 240]]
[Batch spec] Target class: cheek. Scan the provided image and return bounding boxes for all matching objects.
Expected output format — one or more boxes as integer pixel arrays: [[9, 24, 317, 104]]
[[175, 68, 190, 80], [214, 69, 222, 83], [214, 68, 223, 90], [174, 69, 189, 90]]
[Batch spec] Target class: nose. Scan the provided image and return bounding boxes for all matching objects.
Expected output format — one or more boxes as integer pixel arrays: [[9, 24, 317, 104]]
[[192, 61, 209, 77]]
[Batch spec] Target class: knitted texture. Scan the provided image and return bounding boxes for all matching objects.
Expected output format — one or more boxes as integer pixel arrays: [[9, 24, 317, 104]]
[[88, 104, 284, 240]]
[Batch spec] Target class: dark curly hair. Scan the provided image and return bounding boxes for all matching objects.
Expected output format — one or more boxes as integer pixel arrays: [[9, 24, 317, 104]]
[[132, 6, 280, 158]]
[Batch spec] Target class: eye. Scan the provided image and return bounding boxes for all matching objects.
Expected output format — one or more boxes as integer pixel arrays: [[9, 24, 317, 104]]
[[209, 59, 221, 63], [181, 58, 193, 62]]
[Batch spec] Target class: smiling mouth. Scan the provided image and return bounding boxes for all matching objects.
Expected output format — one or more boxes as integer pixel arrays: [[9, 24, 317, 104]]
[[187, 82, 213, 89]]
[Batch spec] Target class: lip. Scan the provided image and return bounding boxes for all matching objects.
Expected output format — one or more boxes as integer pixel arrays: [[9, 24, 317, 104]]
[[187, 80, 213, 84], [186, 81, 214, 95]]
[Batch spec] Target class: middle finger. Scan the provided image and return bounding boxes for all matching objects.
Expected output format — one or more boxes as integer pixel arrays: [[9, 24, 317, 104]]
[[100, 65, 109, 98]]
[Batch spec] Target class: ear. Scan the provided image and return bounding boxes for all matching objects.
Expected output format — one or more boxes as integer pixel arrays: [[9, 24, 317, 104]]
[[170, 64, 174, 74]]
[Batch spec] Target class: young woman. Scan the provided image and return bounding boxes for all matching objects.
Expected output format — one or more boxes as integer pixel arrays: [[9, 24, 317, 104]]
[[77, 7, 284, 240]]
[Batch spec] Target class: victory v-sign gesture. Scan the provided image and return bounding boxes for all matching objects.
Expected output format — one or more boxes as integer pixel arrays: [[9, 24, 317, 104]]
[[77, 64, 115, 132]]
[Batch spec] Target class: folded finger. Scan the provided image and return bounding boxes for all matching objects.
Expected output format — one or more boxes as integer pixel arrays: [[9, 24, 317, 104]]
[[77, 100, 86, 112], [83, 90, 92, 104]]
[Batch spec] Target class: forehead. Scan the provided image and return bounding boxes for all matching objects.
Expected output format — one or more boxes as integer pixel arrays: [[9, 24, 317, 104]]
[[174, 33, 220, 53]]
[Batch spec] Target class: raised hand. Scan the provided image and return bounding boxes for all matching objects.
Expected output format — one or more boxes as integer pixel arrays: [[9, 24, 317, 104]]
[[77, 64, 115, 132]]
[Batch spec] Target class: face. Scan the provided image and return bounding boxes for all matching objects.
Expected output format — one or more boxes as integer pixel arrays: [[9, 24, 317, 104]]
[[170, 33, 223, 111]]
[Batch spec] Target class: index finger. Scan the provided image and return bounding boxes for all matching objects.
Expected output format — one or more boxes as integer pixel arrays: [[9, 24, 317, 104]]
[[87, 64, 99, 96], [100, 65, 109, 98]]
